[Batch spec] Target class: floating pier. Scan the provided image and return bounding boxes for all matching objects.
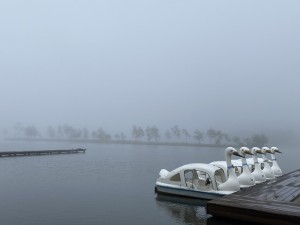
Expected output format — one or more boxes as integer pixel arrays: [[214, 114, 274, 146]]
[[0, 148, 86, 157], [207, 169, 300, 225]]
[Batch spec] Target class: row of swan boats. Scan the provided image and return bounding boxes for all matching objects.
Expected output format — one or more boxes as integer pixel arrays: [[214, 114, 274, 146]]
[[155, 146, 282, 200]]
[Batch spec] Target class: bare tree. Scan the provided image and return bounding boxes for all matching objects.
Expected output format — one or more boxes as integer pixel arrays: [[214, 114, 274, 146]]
[[193, 129, 204, 143], [13, 122, 23, 138], [151, 126, 160, 142], [232, 136, 241, 146], [24, 126, 40, 138], [114, 134, 120, 140], [215, 130, 223, 145], [207, 129, 216, 143], [137, 127, 145, 140], [131, 126, 138, 141], [93, 127, 111, 141], [253, 134, 268, 146], [62, 124, 81, 139], [182, 129, 191, 143], [165, 130, 172, 142], [145, 126, 160, 142], [82, 128, 89, 139], [171, 125, 181, 141], [145, 127, 152, 141], [120, 132, 126, 141], [57, 126, 64, 138], [47, 126, 56, 138]]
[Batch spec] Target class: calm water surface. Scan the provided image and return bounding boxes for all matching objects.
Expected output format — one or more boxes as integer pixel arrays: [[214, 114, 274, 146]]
[[0, 141, 297, 225]]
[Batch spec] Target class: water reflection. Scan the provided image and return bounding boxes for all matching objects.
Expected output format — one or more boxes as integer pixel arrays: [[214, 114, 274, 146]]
[[155, 194, 254, 225], [156, 194, 210, 225]]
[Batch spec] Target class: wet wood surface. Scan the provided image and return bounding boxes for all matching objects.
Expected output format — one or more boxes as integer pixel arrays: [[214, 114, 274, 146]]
[[207, 169, 300, 225]]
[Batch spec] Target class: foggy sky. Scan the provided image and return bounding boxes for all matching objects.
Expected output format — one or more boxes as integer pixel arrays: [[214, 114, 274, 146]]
[[1, 1, 300, 137]]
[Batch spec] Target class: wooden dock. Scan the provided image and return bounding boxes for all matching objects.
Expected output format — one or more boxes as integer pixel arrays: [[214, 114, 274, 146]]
[[207, 169, 300, 225], [0, 148, 86, 157]]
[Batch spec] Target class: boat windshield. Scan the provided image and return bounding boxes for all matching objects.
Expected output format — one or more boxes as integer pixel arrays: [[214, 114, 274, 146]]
[[235, 166, 243, 176], [215, 169, 226, 184], [184, 169, 214, 191], [250, 165, 255, 172]]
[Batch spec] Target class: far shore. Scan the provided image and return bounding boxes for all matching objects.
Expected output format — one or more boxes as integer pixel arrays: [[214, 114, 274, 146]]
[[4, 138, 231, 148]]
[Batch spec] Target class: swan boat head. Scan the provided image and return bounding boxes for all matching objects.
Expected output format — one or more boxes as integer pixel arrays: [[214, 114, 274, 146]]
[[270, 147, 283, 177], [261, 147, 275, 179], [217, 147, 244, 192], [236, 147, 255, 188], [250, 147, 266, 183], [263, 146, 274, 167], [271, 147, 282, 154], [233, 147, 253, 175], [239, 147, 253, 156], [262, 146, 272, 154], [225, 146, 244, 158], [211, 147, 244, 175]]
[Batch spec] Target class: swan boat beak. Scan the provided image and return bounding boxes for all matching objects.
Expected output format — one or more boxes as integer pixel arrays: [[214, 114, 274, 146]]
[[245, 149, 253, 155], [233, 151, 245, 158], [266, 149, 274, 154], [256, 149, 263, 154]]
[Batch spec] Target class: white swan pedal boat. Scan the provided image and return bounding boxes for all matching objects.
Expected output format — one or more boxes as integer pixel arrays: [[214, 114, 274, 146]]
[[155, 163, 237, 200]]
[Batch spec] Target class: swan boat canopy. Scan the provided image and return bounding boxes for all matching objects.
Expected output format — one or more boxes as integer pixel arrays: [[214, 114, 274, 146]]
[[155, 163, 237, 200]]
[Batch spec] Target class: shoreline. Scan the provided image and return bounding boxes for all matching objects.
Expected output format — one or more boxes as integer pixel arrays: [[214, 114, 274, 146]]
[[3, 138, 230, 148]]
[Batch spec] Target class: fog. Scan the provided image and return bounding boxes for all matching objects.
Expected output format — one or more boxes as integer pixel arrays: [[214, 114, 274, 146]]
[[1, 1, 300, 143]]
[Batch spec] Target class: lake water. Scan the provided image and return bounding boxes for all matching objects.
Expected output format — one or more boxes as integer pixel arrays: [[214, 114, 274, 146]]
[[0, 140, 297, 225]]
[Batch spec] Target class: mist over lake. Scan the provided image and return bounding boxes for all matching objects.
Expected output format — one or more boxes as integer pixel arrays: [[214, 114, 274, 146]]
[[1, 1, 300, 140], [0, 1, 299, 224]]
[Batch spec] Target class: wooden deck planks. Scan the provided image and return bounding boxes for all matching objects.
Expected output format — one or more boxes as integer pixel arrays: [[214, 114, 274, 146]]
[[208, 202, 299, 225], [207, 169, 300, 225], [210, 196, 300, 214], [277, 177, 299, 186], [280, 187, 300, 201]]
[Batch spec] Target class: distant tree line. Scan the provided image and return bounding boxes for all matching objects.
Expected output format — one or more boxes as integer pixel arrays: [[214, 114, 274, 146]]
[[2, 123, 269, 147]]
